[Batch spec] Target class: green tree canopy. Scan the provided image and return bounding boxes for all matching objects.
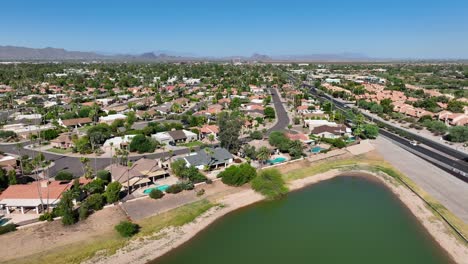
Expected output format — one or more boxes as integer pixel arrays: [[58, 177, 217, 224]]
[[218, 163, 257, 186]]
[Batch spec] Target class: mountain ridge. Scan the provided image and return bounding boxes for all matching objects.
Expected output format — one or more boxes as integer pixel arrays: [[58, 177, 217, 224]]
[[0, 45, 386, 62]]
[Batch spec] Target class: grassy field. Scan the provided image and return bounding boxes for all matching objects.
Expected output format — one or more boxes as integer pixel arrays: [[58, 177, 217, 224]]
[[6, 200, 214, 264], [280, 154, 468, 243], [47, 147, 73, 154]]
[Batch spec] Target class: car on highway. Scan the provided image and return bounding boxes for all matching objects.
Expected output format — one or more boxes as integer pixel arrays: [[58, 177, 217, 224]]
[[410, 140, 419, 146]]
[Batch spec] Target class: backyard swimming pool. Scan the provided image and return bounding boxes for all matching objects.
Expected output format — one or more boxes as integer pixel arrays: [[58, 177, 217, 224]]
[[267, 157, 287, 165], [311, 146, 325, 153], [143, 185, 170, 194]]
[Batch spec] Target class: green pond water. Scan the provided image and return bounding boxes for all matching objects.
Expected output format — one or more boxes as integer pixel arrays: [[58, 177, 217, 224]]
[[151, 176, 453, 264]]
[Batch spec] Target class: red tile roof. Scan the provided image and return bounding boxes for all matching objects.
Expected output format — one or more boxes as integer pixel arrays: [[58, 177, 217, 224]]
[[0, 181, 72, 200]]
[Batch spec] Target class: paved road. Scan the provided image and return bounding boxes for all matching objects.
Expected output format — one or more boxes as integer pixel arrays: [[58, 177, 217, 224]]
[[380, 129, 468, 181], [0, 142, 195, 177], [302, 82, 468, 180], [303, 82, 467, 161], [267, 87, 290, 134], [374, 137, 468, 223]]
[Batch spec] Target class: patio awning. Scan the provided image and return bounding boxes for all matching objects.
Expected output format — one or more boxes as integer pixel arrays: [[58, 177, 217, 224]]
[[0, 198, 59, 207], [122, 177, 151, 188]]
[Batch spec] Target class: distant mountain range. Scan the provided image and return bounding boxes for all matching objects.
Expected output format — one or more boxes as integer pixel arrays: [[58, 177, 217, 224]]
[[0, 45, 380, 62]]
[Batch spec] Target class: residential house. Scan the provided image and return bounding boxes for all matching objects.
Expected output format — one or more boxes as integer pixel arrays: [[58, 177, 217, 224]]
[[200, 125, 219, 139], [311, 125, 349, 139], [103, 135, 136, 150], [59, 117, 93, 128], [285, 132, 313, 144], [99, 114, 127, 125], [152, 132, 175, 145], [438, 111, 468, 126], [0, 180, 73, 214], [132, 158, 170, 180], [105, 164, 147, 192], [50, 133, 74, 149], [152, 130, 197, 145], [182, 147, 233, 170], [1, 123, 54, 139], [155, 102, 173, 115], [0, 154, 17, 172]]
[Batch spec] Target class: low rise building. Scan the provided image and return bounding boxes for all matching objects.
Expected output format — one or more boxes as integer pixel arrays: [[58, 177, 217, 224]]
[[181, 147, 233, 170]]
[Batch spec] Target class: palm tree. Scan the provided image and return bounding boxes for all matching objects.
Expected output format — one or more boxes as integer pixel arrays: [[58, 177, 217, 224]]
[[80, 157, 89, 176], [109, 142, 114, 167], [256, 147, 270, 167], [168, 150, 174, 162], [208, 134, 215, 144], [15, 143, 24, 176]]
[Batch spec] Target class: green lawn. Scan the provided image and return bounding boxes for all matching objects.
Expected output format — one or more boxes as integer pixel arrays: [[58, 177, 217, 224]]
[[47, 148, 73, 154], [180, 141, 205, 148]]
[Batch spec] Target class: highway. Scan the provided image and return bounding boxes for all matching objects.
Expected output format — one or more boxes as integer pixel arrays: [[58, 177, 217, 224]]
[[299, 81, 468, 181]]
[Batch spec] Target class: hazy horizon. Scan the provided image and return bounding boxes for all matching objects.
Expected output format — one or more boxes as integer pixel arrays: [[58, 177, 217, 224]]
[[2, 0, 468, 59]]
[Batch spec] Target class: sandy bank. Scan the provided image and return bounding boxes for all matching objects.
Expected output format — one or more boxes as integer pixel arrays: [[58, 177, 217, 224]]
[[89, 170, 468, 264]]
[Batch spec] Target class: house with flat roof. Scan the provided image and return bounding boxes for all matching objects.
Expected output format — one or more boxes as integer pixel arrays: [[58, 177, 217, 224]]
[[99, 114, 127, 125], [102, 135, 136, 150], [152, 130, 198, 145]]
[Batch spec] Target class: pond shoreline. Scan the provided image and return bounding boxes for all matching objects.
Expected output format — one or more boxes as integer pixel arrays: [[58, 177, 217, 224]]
[[89, 169, 468, 264]]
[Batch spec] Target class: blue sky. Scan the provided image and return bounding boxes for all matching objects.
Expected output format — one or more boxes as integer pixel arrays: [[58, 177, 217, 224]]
[[1, 0, 468, 58]]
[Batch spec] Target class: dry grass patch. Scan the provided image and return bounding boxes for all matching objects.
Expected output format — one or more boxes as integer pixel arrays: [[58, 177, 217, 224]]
[[5, 200, 215, 264]]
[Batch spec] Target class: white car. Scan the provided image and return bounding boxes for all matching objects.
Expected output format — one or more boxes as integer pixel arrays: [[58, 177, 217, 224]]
[[410, 140, 419, 146]]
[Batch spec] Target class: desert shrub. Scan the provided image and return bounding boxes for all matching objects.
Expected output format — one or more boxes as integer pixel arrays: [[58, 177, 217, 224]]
[[39, 212, 54, 222], [0, 224, 16, 235], [149, 189, 164, 199], [129, 134, 158, 153], [55, 170, 74, 181], [250, 130, 263, 140], [96, 170, 111, 183], [218, 163, 256, 186], [251, 168, 288, 200], [105, 181, 122, 203], [166, 184, 184, 194], [79, 202, 90, 220], [181, 166, 207, 183], [84, 178, 106, 194], [0, 131, 16, 139], [115, 221, 139, 237], [85, 193, 104, 211], [179, 181, 195, 190]]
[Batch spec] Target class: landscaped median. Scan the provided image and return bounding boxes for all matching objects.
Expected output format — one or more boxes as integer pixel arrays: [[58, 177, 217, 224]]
[[4, 200, 215, 264]]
